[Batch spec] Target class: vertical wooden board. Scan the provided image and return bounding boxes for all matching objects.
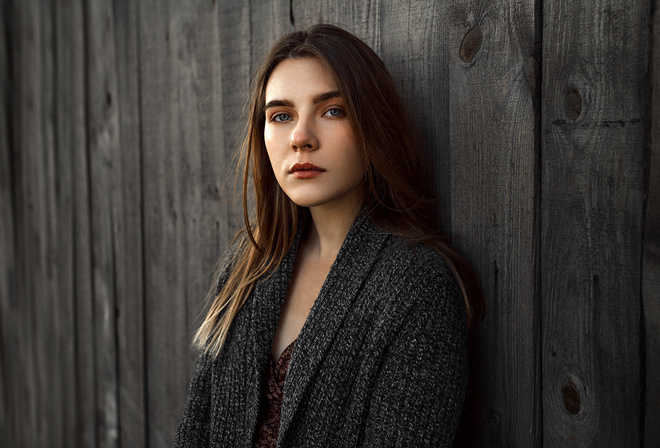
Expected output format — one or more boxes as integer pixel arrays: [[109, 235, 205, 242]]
[[53, 0, 95, 445], [216, 0, 250, 244], [1, 0, 11, 443], [37, 4, 61, 442], [541, 0, 648, 446], [137, 3, 183, 444], [6, 0, 50, 445], [22, 2, 46, 444], [180, 0, 226, 377], [447, 0, 539, 446], [249, 0, 291, 77], [86, 0, 121, 446], [38, 0, 79, 445], [38, 2, 57, 441], [292, 0, 379, 39], [164, 0, 253, 436], [377, 0, 453, 230], [53, 2, 77, 443], [68, 2, 98, 446], [643, 0, 660, 444], [111, 0, 146, 446], [138, 1, 226, 445], [0, 1, 16, 446]]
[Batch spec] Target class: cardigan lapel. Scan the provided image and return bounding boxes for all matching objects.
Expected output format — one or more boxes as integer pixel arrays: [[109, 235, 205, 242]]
[[241, 223, 304, 443], [278, 215, 390, 442]]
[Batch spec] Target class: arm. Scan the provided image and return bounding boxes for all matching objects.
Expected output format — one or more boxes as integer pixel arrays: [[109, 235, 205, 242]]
[[173, 243, 237, 447], [363, 275, 468, 447], [173, 352, 213, 447]]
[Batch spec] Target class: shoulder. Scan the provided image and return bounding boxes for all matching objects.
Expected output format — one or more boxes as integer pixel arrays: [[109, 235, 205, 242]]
[[360, 236, 469, 446], [375, 233, 461, 302], [361, 228, 467, 334]]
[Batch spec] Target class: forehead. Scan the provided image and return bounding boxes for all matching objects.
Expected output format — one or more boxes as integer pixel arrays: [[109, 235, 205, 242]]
[[265, 58, 338, 101]]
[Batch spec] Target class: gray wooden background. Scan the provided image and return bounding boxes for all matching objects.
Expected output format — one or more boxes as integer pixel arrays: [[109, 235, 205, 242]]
[[1, 0, 657, 446]]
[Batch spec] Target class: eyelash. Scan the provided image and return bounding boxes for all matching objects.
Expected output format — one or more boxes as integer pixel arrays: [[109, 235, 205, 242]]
[[269, 107, 346, 122]]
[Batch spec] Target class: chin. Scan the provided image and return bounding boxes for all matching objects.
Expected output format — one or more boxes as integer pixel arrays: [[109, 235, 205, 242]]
[[288, 197, 326, 208]]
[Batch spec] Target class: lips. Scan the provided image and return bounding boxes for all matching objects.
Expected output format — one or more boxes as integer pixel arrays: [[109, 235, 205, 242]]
[[290, 162, 326, 179], [290, 162, 325, 173]]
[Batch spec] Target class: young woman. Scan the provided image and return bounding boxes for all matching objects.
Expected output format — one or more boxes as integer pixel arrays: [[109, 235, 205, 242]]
[[174, 24, 482, 448]]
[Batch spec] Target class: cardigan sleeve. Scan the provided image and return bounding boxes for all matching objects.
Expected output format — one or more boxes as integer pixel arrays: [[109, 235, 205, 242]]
[[173, 352, 213, 447], [362, 271, 468, 447], [173, 243, 238, 447]]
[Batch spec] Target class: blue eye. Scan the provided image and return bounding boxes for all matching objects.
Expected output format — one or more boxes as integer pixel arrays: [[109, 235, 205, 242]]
[[324, 108, 344, 117], [273, 113, 292, 122]]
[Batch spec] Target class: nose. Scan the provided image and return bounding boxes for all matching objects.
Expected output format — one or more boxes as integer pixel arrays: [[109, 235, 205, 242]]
[[290, 118, 318, 151]]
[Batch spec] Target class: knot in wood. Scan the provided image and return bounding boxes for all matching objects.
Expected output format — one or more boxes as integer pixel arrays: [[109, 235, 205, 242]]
[[564, 87, 582, 121], [561, 378, 581, 415], [460, 26, 483, 62]]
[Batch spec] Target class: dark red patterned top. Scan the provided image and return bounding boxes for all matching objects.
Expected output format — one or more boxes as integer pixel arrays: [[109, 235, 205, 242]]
[[253, 339, 296, 448]]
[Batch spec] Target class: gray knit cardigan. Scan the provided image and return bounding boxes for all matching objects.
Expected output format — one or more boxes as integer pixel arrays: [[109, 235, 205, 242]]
[[174, 214, 467, 447]]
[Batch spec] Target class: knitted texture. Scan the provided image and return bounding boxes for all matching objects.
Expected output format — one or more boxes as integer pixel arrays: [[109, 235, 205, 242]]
[[173, 215, 468, 447]]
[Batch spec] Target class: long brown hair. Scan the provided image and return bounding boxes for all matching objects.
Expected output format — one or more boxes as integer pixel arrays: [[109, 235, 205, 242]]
[[195, 24, 483, 356]]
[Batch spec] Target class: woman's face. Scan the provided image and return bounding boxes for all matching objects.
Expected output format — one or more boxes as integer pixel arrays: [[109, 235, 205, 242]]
[[263, 58, 366, 214]]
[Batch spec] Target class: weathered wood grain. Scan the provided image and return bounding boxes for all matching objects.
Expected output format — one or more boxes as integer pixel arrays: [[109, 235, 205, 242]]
[[6, 1, 50, 445], [54, 0, 97, 445], [292, 0, 379, 38], [0, 2, 16, 447], [377, 0, 454, 235], [50, 0, 85, 445], [541, 0, 649, 445], [138, 1, 227, 445], [39, 5, 76, 444], [39, 4, 62, 441], [138, 1, 193, 443], [86, 0, 122, 446], [64, 2, 99, 446], [249, 0, 291, 77], [216, 0, 250, 243], [112, 0, 147, 446], [447, 0, 539, 446], [5, 0, 86, 444], [643, 1, 660, 444]]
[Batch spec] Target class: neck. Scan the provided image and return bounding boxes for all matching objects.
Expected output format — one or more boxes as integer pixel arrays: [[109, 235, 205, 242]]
[[303, 202, 361, 261]]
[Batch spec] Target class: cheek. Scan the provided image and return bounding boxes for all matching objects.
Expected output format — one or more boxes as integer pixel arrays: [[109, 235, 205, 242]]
[[263, 124, 275, 145], [344, 137, 366, 177], [264, 128, 287, 165], [339, 149, 366, 189], [263, 135, 279, 164], [264, 147, 282, 182]]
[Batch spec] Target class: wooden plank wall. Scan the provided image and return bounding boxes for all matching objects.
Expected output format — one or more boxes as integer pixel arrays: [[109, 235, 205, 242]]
[[644, 0, 660, 442], [541, 1, 649, 446], [446, 0, 540, 445], [0, 0, 656, 447]]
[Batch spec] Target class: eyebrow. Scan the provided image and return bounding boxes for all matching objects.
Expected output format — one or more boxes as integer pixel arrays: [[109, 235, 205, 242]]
[[264, 91, 341, 111]]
